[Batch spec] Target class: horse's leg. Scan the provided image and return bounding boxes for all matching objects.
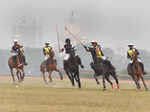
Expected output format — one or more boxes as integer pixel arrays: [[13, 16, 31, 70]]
[[74, 70, 81, 88], [22, 69, 25, 81], [10, 68, 16, 83], [65, 70, 73, 85], [140, 74, 148, 91], [55, 68, 63, 80], [70, 72, 75, 87], [16, 70, 20, 82], [48, 71, 53, 83], [42, 71, 48, 84], [76, 56, 84, 68], [102, 75, 106, 91], [137, 75, 141, 89], [18, 70, 22, 83], [111, 72, 120, 90], [94, 74, 100, 85], [133, 74, 140, 89], [105, 75, 114, 90], [65, 70, 74, 86]]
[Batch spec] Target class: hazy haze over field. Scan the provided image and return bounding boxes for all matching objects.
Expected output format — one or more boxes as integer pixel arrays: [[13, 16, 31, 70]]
[[0, 0, 149, 53]]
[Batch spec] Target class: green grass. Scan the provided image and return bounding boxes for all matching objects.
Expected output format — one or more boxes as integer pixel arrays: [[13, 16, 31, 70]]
[[0, 76, 150, 112]]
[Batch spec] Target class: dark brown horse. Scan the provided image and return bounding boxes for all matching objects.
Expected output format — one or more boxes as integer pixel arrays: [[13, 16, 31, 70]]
[[8, 47, 25, 83], [129, 51, 148, 91], [40, 50, 63, 84], [84, 46, 120, 90], [63, 48, 84, 88]]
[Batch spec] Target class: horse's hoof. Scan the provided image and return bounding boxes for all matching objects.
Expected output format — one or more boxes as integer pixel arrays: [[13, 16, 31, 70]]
[[117, 89, 120, 92], [18, 80, 23, 83], [103, 88, 107, 91], [49, 80, 53, 83], [12, 82, 17, 85], [60, 76, 63, 80], [97, 82, 100, 85], [44, 81, 48, 85]]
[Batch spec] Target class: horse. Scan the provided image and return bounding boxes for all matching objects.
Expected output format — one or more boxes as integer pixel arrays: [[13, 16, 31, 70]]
[[40, 50, 63, 84], [128, 51, 148, 91], [63, 48, 84, 88], [85, 47, 120, 90], [8, 46, 25, 83]]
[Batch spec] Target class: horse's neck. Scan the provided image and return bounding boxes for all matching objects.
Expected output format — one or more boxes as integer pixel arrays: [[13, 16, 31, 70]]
[[49, 56, 54, 61], [70, 55, 75, 60], [69, 55, 77, 65]]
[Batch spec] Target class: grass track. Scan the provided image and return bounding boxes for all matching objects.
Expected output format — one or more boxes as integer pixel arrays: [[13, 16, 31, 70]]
[[0, 76, 150, 112]]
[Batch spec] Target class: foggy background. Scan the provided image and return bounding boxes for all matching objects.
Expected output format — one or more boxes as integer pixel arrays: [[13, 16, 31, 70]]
[[0, 0, 150, 75]]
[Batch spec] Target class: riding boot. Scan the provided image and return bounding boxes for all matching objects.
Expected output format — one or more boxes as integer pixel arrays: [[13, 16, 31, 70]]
[[22, 55, 28, 66], [139, 62, 146, 75]]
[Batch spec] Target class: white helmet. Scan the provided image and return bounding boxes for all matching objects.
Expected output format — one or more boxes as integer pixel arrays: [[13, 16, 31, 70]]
[[13, 39, 18, 42], [91, 40, 97, 43], [45, 42, 49, 45], [128, 42, 134, 46]]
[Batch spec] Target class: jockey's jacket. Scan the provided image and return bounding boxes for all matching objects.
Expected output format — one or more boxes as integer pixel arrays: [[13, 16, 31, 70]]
[[64, 44, 72, 54], [128, 48, 136, 58], [43, 46, 52, 56], [95, 45, 103, 58]]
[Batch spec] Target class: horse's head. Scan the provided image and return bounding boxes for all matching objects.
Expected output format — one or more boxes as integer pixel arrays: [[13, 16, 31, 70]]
[[49, 50, 55, 58], [18, 45, 24, 54], [70, 47, 76, 57], [132, 51, 138, 63]]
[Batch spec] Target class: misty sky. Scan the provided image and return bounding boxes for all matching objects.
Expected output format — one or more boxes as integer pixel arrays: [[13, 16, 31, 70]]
[[0, 0, 150, 54]]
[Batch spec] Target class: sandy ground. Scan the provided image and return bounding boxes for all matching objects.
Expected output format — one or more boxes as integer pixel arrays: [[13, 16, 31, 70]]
[[0, 75, 150, 112]]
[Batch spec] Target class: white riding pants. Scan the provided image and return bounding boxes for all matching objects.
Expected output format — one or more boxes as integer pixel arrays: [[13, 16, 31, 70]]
[[64, 54, 70, 61]]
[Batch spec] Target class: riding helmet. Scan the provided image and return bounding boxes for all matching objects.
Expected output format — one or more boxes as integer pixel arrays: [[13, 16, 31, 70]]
[[65, 38, 71, 43]]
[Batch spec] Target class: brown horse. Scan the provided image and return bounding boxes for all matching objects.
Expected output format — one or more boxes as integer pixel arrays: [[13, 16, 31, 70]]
[[40, 50, 63, 84], [8, 48, 25, 83], [130, 51, 148, 91]]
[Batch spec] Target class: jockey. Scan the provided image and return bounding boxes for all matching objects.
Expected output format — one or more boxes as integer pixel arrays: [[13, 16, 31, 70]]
[[11, 39, 28, 66], [60, 38, 73, 61], [43, 42, 52, 65], [127, 43, 146, 74], [91, 40, 106, 62]]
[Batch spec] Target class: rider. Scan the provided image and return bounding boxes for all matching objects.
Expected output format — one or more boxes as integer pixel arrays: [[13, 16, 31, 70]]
[[60, 38, 74, 65], [11, 39, 28, 66], [43, 42, 52, 66], [91, 40, 106, 62], [84, 40, 107, 64], [127, 43, 146, 74]]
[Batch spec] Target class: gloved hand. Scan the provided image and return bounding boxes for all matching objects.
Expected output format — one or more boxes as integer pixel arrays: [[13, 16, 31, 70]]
[[102, 56, 107, 60], [83, 45, 87, 49]]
